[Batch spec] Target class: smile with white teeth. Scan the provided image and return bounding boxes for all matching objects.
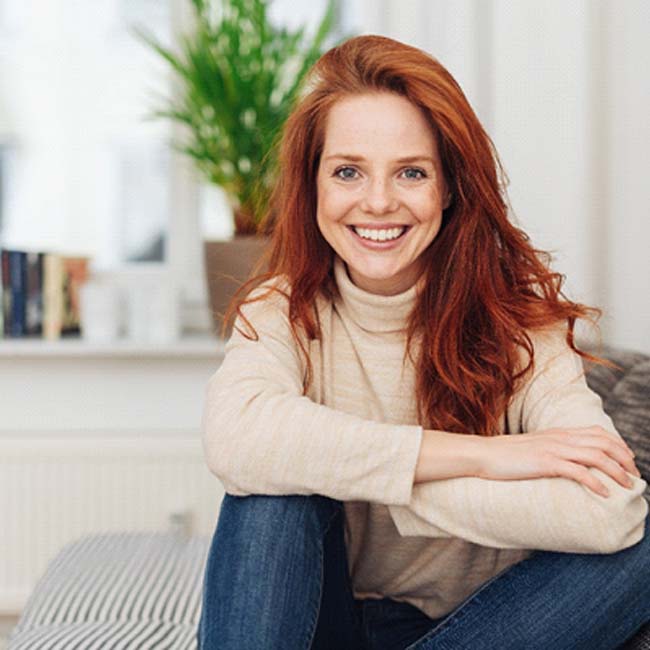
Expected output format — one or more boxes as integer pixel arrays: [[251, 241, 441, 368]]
[[352, 226, 407, 242]]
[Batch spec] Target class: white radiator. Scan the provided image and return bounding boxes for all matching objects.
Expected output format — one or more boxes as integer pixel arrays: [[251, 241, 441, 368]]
[[0, 431, 225, 615]]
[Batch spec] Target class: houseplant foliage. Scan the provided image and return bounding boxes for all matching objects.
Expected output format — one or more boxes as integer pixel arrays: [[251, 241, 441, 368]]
[[137, 0, 338, 235]]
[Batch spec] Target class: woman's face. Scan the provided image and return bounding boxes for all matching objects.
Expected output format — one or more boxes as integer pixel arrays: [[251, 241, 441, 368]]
[[316, 92, 450, 296]]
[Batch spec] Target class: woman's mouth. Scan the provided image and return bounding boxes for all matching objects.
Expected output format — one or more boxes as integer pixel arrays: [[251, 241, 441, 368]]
[[347, 225, 410, 248]]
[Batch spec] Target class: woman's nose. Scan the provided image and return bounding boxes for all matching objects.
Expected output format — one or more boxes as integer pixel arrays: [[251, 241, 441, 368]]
[[360, 178, 399, 214]]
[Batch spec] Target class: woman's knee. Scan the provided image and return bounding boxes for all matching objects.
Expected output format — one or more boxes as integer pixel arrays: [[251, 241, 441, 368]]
[[217, 492, 343, 542], [199, 494, 344, 649]]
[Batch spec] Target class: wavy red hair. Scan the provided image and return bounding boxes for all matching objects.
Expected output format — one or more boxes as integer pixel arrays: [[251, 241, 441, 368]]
[[223, 34, 618, 436]]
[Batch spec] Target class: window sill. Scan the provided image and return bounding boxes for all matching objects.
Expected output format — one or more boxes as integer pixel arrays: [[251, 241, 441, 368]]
[[0, 334, 225, 359]]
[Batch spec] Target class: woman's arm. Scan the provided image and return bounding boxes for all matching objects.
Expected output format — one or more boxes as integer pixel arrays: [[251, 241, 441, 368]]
[[388, 325, 648, 553], [201, 281, 424, 505]]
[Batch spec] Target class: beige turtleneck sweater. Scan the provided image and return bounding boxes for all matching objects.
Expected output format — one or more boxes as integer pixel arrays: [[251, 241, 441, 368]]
[[201, 255, 648, 619]]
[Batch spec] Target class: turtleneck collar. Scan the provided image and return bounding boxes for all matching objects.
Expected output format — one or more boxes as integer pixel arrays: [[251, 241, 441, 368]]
[[332, 255, 418, 333]]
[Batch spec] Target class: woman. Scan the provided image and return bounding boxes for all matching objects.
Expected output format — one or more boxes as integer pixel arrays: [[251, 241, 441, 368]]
[[198, 35, 649, 649]]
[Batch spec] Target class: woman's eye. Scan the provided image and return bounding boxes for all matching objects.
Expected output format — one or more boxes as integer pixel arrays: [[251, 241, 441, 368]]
[[332, 166, 426, 181], [334, 167, 357, 180], [334, 166, 358, 181], [402, 167, 426, 180]]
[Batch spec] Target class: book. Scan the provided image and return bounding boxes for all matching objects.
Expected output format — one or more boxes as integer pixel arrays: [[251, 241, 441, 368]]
[[1, 248, 10, 336], [42, 253, 63, 340], [43, 253, 91, 340], [61, 256, 89, 336], [25, 251, 44, 336], [5, 249, 27, 337], [1, 248, 47, 338], [1, 248, 91, 340]]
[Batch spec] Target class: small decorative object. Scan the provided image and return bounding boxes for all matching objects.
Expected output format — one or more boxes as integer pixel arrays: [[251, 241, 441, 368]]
[[79, 280, 122, 343], [122, 271, 181, 344], [137, 0, 341, 335], [148, 283, 181, 343]]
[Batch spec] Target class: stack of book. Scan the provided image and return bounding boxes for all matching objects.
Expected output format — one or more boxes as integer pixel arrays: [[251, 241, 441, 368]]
[[0, 247, 90, 340]]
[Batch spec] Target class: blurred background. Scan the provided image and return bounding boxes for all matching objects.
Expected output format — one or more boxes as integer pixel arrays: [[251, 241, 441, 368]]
[[0, 0, 648, 349], [0, 0, 648, 641]]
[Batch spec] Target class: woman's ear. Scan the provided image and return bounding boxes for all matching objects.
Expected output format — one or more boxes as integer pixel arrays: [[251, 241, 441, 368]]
[[442, 188, 452, 210]]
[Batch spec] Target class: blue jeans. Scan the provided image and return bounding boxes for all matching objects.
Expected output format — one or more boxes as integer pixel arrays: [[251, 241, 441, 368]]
[[197, 493, 650, 649]]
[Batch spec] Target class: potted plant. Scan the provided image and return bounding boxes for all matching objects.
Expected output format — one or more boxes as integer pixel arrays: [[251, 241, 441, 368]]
[[137, 0, 339, 335]]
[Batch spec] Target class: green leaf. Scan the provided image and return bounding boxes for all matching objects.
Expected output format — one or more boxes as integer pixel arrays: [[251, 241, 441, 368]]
[[138, 0, 347, 231]]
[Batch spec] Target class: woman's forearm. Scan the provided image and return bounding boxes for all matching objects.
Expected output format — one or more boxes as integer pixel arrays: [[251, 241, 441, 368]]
[[413, 429, 483, 484], [406, 428, 647, 553]]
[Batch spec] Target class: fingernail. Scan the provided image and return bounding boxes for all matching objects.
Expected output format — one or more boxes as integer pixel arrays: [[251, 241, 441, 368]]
[[601, 488, 610, 497]]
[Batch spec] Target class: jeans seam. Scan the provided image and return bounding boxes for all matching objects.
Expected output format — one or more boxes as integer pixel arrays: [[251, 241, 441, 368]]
[[303, 542, 325, 650], [335, 509, 366, 648], [304, 499, 344, 650]]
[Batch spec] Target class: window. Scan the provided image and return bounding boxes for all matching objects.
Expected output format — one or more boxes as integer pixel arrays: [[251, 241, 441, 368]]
[[0, 0, 173, 270], [0, 0, 342, 328]]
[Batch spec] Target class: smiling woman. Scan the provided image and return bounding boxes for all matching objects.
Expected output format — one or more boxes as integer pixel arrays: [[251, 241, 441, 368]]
[[197, 34, 650, 650], [316, 92, 451, 295]]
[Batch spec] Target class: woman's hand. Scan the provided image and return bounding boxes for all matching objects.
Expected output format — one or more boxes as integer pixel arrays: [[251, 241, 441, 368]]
[[475, 426, 642, 497]]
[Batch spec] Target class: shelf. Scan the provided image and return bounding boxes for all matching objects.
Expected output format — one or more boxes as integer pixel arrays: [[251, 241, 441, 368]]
[[0, 334, 226, 359], [0, 427, 201, 439]]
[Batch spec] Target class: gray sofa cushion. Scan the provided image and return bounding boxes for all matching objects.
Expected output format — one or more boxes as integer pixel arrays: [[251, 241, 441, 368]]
[[585, 346, 650, 497], [585, 346, 650, 649]]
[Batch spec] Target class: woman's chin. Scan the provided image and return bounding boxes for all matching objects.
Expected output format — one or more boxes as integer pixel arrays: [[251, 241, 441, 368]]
[[347, 263, 417, 295]]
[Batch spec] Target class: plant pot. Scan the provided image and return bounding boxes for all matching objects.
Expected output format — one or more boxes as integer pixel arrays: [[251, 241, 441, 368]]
[[203, 236, 269, 338]]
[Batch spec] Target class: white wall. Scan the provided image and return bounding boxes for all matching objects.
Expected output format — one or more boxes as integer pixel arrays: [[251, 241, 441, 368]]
[[344, 0, 650, 353], [491, 2, 596, 332], [603, 0, 650, 351]]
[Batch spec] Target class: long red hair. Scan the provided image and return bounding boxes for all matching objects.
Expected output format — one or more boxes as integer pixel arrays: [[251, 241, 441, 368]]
[[223, 34, 617, 436]]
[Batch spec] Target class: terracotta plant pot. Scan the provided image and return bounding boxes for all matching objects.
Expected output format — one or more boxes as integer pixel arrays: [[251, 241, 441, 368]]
[[203, 236, 269, 338]]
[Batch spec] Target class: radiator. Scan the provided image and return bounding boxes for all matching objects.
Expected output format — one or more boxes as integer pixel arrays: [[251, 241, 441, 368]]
[[0, 431, 225, 615]]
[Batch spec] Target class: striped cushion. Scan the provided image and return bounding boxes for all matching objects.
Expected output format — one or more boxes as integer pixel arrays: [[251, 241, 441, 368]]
[[8, 532, 209, 650]]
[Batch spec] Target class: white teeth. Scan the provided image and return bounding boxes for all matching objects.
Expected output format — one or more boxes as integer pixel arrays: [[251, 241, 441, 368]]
[[353, 226, 406, 242]]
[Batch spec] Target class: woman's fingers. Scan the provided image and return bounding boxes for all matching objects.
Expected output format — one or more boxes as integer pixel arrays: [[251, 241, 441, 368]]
[[559, 446, 636, 490], [582, 426, 636, 458], [561, 426, 633, 456], [563, 429, 642, 478], [555, 461, 610, 497], [569, 437, 639, 476], [602, 442, 641, 477]]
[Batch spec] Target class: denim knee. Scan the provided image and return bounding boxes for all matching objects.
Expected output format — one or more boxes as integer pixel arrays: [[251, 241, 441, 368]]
[[217, 492, 343, 544], [198, 493, 345, 650]]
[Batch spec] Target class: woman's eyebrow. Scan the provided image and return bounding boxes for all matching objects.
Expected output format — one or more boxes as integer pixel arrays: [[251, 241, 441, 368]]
[[323, 154, 435, 164]]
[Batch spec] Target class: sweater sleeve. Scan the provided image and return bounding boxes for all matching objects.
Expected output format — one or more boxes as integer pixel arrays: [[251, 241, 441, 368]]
[[201, 280, 424, 504], [388, 324, 648, 553]]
